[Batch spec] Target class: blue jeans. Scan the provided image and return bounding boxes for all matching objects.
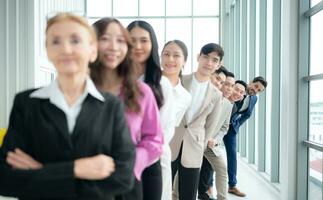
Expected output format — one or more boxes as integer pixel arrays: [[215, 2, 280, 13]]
[[223, 130, 237, 188]]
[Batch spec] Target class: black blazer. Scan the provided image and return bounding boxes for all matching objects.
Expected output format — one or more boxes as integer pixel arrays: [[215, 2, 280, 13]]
[[0, 89, 135, 200]]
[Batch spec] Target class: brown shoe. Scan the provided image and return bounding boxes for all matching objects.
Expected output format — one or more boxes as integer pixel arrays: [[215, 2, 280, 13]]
[[228, 187, 246, 197]]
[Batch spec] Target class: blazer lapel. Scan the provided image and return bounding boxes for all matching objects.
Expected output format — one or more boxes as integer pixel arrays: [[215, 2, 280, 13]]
[[72, 95, 102, 140], [44, 100, 73, 149], [181, 74, 193, 93]]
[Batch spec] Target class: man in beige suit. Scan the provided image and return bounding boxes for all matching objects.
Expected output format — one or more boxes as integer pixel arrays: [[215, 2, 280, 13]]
[[198, 71, 247, 200], [170, 43, 224, 200]]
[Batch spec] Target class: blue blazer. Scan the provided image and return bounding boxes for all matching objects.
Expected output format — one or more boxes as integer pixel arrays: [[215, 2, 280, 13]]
[[227, 95, 258, 135]]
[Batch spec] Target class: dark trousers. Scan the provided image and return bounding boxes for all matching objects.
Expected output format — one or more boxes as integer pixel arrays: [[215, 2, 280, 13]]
[[223, 131, 237, 188], [171, 144, 200, 200], [198, 156, 214, 195], [141, 160, 162, 200], [115, 179, 143, 200]]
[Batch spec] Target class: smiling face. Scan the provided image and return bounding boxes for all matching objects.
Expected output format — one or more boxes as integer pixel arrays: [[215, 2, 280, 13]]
[[161, 42, 186, 77], [197, 52, 221, 77], [211, 72, 226, 90], [129, 27, 152, 65], [221, 76, 236, 98], [46, 19, 97, 77], [97, 22, 128, 70], [230, 83, 246, 102], [247, 81, 266, 95]]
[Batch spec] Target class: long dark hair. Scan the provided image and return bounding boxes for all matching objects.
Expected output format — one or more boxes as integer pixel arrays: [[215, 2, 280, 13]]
[[90, 17, 140, 112], [127, 20, 164, 109]]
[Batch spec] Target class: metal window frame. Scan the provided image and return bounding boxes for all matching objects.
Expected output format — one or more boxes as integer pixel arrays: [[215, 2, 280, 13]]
[[297, 0, 310, 199], [247, 0, 256, 164], [239, 0, 248, 157], [269, 0, 281, 183], [257, 0, 267, 172]]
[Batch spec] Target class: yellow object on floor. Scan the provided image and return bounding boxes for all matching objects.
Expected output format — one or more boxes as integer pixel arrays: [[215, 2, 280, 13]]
[[0, 128, 7, 147]]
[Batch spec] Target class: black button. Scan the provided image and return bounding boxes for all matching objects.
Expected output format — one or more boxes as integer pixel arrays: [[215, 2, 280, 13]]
[[184, 125, 188, 128]]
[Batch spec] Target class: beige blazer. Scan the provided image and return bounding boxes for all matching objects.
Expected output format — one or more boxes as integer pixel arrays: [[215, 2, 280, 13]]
[[208, 97, 233, 156], [169, 73, 222, 168]]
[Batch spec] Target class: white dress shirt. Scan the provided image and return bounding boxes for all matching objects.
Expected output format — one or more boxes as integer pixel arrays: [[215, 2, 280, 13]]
[[173, 80, 192, 127], [185, 74, 209, 124]]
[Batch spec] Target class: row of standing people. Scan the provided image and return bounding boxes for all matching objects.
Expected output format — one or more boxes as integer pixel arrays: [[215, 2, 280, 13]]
[[0, 12, 267, 200]]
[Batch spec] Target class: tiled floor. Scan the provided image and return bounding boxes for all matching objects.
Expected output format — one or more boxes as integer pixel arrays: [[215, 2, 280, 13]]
[[0, 158, 280, 200], [211, 158, 280, 200]]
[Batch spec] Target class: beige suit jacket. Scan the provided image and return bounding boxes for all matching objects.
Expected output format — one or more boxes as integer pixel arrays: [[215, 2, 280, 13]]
[[169, 73, 222, 168], [208, 97, 233, 156]]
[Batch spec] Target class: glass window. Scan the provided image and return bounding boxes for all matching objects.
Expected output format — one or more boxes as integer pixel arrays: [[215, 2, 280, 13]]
[[86, 0, 220, 75], [193, 0, 219, 16], [308, 148, 322, 200], [88, 18, 99, 25], [310, 10, 323, 75], [192, 18, 219, 72], [166, 0, 191, 16], [113, 0, 138, 17], [140, 0, 164, 16], [311, 0, 322, 7], [118, 18, 138, 28], [165, 19, 192, 74], [309, 80, 323, 145], [86, 0, 111, 17], [140, 18, 166, 53]]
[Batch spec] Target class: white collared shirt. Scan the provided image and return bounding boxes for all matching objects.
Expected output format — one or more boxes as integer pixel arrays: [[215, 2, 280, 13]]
[[30, 77, 104, 134], [239, 95, 250, 112]]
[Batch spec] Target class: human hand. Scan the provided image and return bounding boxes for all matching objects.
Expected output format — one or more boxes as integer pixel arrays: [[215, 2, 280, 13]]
[[6, 148, 43, 170], [207, 138, 218, 148], [74, 154, 115, 180]]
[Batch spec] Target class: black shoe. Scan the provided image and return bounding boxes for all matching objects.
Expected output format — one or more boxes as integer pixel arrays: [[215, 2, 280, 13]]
[[198, 193, 216, 200]]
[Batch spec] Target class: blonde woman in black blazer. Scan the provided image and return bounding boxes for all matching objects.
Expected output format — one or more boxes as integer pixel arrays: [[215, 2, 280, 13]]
[[0, 13, 135, 200]]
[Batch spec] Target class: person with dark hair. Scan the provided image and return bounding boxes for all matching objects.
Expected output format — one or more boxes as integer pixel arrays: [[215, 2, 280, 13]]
[[90, 17, 163, 200], [223, 76, 267, 197], [0, 13, 135, 199], [170, 43, 223, 200], [160, 40, 191, 200], [127, 20, 175, 200], [229, 80, 248, 103], [198, 70, 237, 200], [210, 66, 228, 89]]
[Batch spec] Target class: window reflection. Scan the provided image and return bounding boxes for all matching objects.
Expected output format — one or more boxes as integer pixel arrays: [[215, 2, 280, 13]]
[[309, 80, 323, 145], [308, 149, 322, 200]]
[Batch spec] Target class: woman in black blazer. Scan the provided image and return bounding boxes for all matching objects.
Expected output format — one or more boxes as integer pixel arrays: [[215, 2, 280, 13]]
[[0, 13, 135, 200]]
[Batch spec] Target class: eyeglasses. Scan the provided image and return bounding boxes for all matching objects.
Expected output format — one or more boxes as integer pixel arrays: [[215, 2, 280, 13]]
[[200, 54, 220, 64]]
